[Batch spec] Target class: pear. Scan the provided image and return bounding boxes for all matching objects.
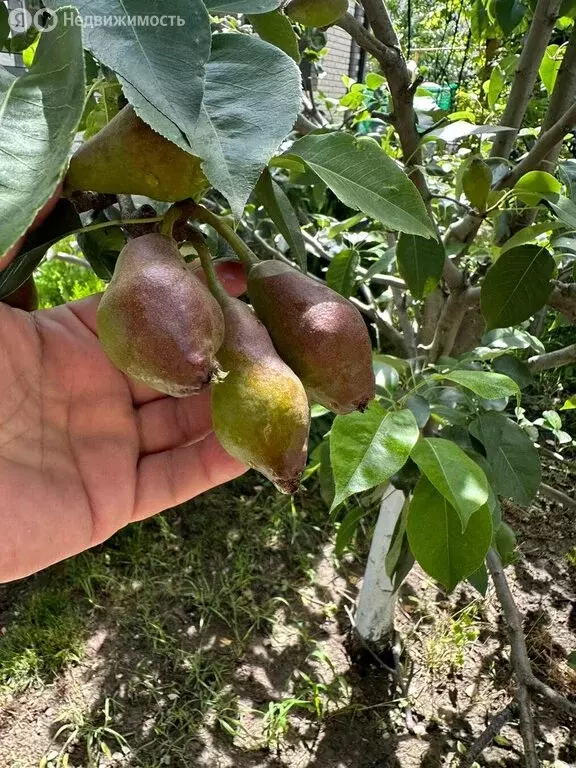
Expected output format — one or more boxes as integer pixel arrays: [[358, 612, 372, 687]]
[[97, 233, 224, 396], [285, 0, 348, 27], [212, 297, 310, 494], [247, 261, 375, 415], [3, 277, 38, 312], [65, 106, 210, 202]]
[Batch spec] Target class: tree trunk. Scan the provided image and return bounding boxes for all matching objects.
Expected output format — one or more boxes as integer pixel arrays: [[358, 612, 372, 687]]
[[355, 489, 405, 644]]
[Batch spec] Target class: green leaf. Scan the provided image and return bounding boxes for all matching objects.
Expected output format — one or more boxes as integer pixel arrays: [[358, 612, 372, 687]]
[[205, 0, 281, 10], [487, 66, 505, 110], [407, 477, 493, 592], [561, 396, 576, 410], [492, 355, 534, 390], [513, 171, 561, 206], [539, 44, 564, 95], [568, 651, 576, 671], [396, 233, 446, 299], [468, 563, 489, 596], [480, 245, 555, 330], [499, 222, 561, 254], [0, 201, 82, 300], [493, 0, 526, 35], [469, 412, 541, 505], [543, 192, 576, 228], [189, 34, 302, 218], [249, 10, 300, 62], [436, 370, 520, 402], [494, 522, 517, 565], [0, 7, 85, 260], [410, 438, 489, 529], [254, 169, 307, 271], [76, 211, 126, 281], [366, 72, 386, 90], [330, 405, 419, 509], [326, 249, 360, 298], [288, 133, 436, 238], [335, 508, 367, 555], [48, 0, 211, 145], [426, 120, 514, 144]]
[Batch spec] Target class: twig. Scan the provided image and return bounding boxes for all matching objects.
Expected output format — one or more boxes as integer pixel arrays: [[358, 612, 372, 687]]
[[51, 253, 90, 269], [538, 482, 576, 509], [392, 287, 417, 357], [426, 287, 479, 361], [516, 685, 540, 768], [459, 701, 515, 768], [487, 549, 576, 720], [527, 343, 576, 372]]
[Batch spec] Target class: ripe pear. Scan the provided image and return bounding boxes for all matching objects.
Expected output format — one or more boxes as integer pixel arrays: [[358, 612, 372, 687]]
[[97, 233, 224, 397], [212, 297, 310, 494], [285, 0, 348, 27], [65, 106, 210, 202], [247, 261, 375, 415]]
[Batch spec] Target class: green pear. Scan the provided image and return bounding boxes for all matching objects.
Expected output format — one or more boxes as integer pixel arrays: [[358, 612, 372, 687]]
[[247, 260, 375, 415], [66, 106, 210, 202], [285, 0, 348, 27], [98, 234, 224, 396], [212, 297, 310, 494]]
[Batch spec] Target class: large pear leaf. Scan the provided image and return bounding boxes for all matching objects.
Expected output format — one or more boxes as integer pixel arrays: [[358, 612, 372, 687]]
[[0, 6, 85, 259], [205, 1, 281, 11], [480, 245, 555, 330], [330, 405, 419, 509], [407, 477, 493, 593], [189, 33, 302, 218], [396, 233, 446, 299], [469, 412, 541, 505], [47, 0, 211, 144], [410, 438, 489, 530], [287, 133, 436, 238]]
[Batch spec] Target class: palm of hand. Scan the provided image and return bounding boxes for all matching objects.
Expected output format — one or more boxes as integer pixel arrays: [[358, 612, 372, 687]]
[[0, 291, 245, 582]]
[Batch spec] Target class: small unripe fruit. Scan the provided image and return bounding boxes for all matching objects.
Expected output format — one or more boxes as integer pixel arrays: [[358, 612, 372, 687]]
[[462, 157, 492, 212], [285, 0, 348, 28]]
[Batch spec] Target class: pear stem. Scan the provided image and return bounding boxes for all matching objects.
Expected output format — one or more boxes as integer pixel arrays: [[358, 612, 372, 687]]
[[160, 207, 182, 238], [191, 204, 260, 267], [193, 233, 230, 307]]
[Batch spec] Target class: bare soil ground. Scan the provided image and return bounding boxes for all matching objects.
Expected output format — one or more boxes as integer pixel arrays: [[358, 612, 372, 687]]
[[0, 470, 574, 768]]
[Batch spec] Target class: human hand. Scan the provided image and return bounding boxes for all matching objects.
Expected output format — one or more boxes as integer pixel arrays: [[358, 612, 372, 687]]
[[0, 240, 247, 582]]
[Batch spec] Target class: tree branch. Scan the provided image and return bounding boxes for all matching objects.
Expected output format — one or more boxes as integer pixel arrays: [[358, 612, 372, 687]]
[[426, 287, 480, 361], [527, 343, 576, 372], [359, 0, 401, 49], [487, 549, 576, 721], [490, 0, 563, 160], [548, 281, 576, 323], [538, 482, 576, 509], [459, 702, 516, 768], [539, 21, 576, 169], [504, 101, 576, 188]]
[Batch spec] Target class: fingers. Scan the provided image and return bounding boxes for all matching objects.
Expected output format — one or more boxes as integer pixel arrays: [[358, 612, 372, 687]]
[[133, 432, 247, 521], [137, 390, 213, 455]]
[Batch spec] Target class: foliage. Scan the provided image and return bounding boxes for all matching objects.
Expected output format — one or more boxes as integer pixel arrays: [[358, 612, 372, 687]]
[[0, 0, 575, 623]]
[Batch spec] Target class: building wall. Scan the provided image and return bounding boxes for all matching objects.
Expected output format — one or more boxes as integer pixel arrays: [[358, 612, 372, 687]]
[[319, 2, 366, 99]]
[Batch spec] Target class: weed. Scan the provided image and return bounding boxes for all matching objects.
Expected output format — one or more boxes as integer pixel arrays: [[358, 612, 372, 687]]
[[425, 603, 482, 674]]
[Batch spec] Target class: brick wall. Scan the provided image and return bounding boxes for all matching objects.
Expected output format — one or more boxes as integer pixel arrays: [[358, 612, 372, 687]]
[[319, 2, 358, 99]]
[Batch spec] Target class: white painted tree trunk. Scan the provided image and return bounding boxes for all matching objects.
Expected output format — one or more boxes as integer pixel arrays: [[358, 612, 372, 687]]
[[355, 489, 405, 644]]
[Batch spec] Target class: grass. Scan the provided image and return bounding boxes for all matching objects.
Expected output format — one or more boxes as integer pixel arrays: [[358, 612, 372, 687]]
[[0, 476, 349, 766]]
